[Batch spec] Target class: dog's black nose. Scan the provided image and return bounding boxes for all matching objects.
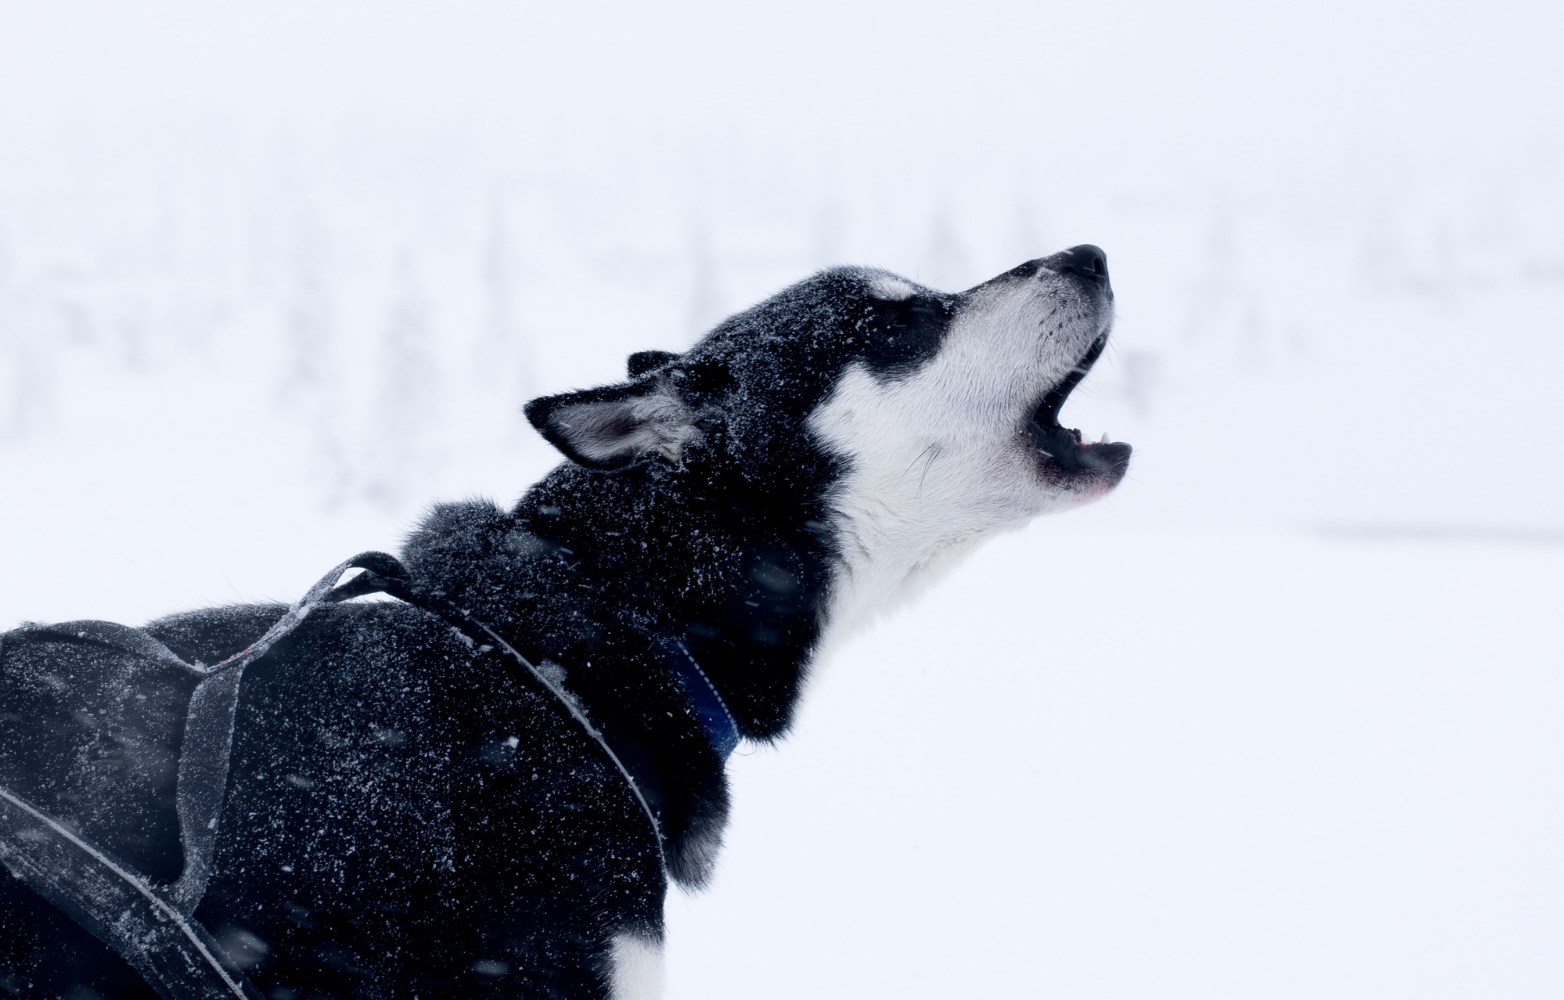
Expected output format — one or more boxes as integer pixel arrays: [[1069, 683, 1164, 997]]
[[1051, 244, 1109, 284]]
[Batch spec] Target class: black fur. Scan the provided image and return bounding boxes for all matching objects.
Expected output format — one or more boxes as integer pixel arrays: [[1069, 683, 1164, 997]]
[[1, 266, 971, 999]]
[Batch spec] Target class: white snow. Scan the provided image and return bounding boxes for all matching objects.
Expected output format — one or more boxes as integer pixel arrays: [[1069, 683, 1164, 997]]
[[1, 1, 1562, 997]]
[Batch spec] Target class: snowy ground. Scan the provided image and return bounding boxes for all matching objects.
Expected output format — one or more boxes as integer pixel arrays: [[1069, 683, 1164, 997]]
[[666, 523, 1564, 999], [2, 1, 1562, 996]]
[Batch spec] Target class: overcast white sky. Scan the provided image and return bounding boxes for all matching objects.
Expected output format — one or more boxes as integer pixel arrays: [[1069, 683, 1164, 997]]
[[2, 0, 1558, 175]]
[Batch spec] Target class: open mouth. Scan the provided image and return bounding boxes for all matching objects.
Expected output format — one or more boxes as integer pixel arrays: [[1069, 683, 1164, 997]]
[[1026, 336, 1133, 478]]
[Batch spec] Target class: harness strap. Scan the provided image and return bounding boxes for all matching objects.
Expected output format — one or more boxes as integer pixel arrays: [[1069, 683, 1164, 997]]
[[0, 553, 392, 1000], [0, 784, 260, 1000], [330, 562, 671, 874], [172, 551, 408, 913]]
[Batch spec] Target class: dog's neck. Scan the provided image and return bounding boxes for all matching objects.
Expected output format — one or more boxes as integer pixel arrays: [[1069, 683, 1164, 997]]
[[401, 459, 835, 741], [521, 462, 834, 740]]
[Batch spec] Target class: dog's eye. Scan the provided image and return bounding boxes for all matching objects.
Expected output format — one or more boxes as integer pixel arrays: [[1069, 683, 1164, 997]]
[[860, 299, 950, 379]]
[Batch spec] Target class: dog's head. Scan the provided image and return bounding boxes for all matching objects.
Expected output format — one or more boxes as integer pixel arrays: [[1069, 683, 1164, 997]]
[[526, 245, 1130, 628]]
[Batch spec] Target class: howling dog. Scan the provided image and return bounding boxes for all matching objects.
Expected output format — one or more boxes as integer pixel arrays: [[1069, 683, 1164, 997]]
[[0, 246, 1129, 999]]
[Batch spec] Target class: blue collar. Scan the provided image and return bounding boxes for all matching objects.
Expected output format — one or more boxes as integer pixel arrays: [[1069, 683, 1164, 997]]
[[659, 637, 741, 758]]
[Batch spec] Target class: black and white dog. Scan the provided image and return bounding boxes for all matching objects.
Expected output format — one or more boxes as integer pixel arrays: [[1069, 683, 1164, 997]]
[[1, 246, 1129, 999]]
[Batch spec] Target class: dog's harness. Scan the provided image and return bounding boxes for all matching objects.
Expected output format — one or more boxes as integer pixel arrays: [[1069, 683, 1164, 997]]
[[0, 552, 737, 1000]]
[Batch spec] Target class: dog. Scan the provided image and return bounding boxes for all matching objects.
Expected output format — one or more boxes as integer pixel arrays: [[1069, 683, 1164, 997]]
[[0, 245, 1129, 999]]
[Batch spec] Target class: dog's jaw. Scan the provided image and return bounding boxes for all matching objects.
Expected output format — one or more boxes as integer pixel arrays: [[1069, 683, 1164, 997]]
[[806, 358, 1030, 646], [807, 260, 1124, 647]]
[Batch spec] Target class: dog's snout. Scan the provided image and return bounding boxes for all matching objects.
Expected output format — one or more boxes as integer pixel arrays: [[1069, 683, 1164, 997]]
[[1048, 244, 1109, 285]]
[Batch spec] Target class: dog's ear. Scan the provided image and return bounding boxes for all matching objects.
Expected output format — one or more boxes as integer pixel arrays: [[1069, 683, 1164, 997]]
[[524, 380, 703, 470], [627, 349, 679, 378]]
